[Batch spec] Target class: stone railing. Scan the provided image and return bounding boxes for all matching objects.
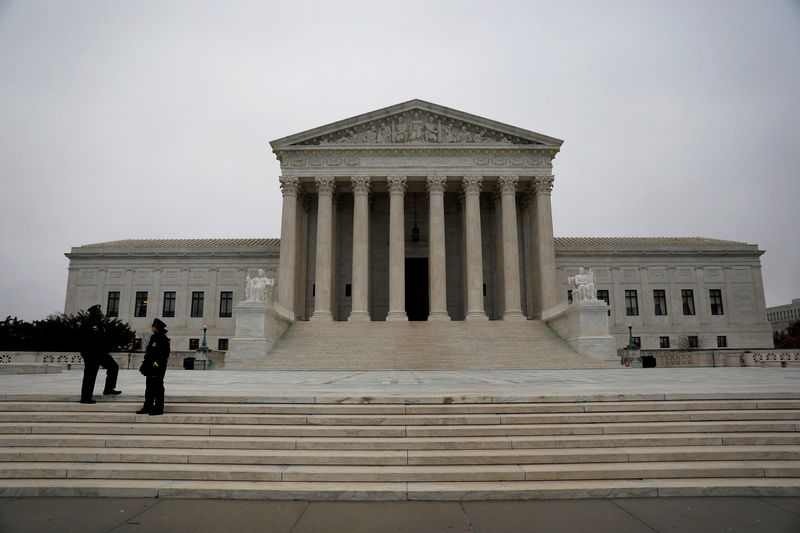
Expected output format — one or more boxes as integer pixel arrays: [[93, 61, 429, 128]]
[[0, 351, 206, 370], [630, 349, 800, 368]]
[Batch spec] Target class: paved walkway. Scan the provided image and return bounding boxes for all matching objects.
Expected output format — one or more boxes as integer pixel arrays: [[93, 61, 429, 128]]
[[1, 367, 799, 403], [1, 497, 799, 532]]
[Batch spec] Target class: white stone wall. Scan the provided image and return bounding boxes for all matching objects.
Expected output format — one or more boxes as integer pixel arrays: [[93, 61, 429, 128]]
[[555, 245, 774, 350], [64, 243, 280, 351]]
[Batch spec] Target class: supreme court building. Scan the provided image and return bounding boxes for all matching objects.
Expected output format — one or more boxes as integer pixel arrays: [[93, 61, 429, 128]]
[[64, 101, 774, 359]]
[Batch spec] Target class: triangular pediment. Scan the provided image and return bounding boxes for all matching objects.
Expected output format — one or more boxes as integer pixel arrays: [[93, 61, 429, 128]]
[[270, 100, 563, 149]]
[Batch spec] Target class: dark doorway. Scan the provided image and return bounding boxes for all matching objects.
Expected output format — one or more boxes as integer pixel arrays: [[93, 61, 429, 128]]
[[405, 258, 429, 321]]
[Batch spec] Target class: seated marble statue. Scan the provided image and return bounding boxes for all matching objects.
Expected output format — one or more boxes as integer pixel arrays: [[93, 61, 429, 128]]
[[244, 269, 275, 304], [568, 267, 597, 303]]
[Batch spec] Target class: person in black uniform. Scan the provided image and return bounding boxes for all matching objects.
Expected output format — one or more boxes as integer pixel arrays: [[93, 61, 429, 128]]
[[138, 318, 170, 415], [78, 304, 121, 404]]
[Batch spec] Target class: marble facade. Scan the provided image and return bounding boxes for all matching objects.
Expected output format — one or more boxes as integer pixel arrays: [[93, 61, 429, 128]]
[[63, 100, 775, 356]]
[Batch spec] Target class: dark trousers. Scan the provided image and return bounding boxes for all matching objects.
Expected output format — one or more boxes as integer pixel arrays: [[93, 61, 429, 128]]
[[80, 353, 119, 400], [143, 375, 165, 412]]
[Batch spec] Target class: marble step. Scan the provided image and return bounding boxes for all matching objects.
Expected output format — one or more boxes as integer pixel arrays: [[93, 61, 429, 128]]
[[1, 409, 797, 426], [2, 445, 799, 466], [1, 419, 797, 438], [2, 478, 800, 500], [2, 460, 800, 482], [2, 432, 799, 450], [3, 399, 799, 414]]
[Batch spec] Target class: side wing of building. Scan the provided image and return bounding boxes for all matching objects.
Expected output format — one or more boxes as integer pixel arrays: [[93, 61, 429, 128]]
[[64, 239, 280, 351], [555, 237, 773, 350]]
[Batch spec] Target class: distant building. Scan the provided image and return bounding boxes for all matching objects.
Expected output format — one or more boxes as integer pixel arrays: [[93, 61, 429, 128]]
[[767, 298, 800, 334]]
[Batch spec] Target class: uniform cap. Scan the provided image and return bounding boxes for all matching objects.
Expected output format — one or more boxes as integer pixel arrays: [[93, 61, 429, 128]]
[[87, 305, 101, 314], [152, 318, 167, 330]]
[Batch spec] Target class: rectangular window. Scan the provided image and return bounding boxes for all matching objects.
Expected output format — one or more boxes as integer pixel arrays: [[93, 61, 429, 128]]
[[345, 284, 352, 297], [163, 291, 176, 318], [189, 338, 199, 350], [219, 291, 233, 318], [688, 336, 699, 349], [106, 291, 120, 318], [659, 336, 670, 349], [218, 338, 229, 351], [717, 335, 727, 348], [682, 289, 696, 316], [134, 291, 148, 318], [133, 338, 142, 351], [191, 291, 204, 318], [597, 290, 611, 316], [710, 289, 724, 315], [653, 289, 667, 316], [625, 290, 639, 316], [632, 336, 641, 348], [567, 290, 573, 304]]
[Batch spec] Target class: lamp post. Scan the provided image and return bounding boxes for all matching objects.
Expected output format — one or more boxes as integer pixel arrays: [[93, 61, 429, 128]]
[[626, 324, 638, 350], [194, 325, 212, 370]]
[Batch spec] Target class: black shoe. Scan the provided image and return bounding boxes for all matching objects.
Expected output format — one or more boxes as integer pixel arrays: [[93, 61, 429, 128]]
[[79, 399, 96, 404], [136, 408, 150, 414], [103, 389, 122, 395], [148, 410, 164, 416]]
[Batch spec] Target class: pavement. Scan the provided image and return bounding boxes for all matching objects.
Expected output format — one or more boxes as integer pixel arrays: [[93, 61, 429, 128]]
[[1, 367, 800, 403], [1, 497, 799, 532]]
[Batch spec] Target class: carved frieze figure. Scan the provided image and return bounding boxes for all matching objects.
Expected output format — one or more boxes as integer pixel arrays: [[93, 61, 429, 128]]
[[300, 111, 533, 145], [424, 118, 440, 143], [244, 269, 275, 304], [568, 267, 597, 303], [391, 117, 408, 143], [409, 112, 425, 143]]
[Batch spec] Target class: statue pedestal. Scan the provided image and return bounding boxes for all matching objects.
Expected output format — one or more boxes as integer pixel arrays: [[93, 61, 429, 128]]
[[544, 300, 618, 361], [225, 302, 292, 367]]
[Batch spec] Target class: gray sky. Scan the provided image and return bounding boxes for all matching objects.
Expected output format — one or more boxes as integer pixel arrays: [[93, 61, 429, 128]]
[[1, 0, 798, 320]]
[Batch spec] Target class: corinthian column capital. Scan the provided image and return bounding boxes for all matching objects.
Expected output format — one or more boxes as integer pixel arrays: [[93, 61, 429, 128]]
[[462, 175, 483, 195], [533, 175, 555, 195], [426, 174, 447, 196], [315, 176, 336, 196], [350, 175, 371, 196], [497, 175, 519, 195], [387, 175, 407, 195], [279, 176, 301, 197]]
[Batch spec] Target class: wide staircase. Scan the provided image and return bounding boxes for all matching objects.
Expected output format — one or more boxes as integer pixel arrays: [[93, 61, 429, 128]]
[[246, 320, 617, 370], [1, 396, 799, 499]]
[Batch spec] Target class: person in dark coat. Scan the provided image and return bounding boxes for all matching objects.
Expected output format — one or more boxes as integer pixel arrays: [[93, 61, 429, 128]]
[[78, 304, 121, 404], [138, 318, 170, 415]]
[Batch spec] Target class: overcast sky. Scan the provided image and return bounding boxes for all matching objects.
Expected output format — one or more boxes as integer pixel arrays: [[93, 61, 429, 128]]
[[1, 0, 798, 320]]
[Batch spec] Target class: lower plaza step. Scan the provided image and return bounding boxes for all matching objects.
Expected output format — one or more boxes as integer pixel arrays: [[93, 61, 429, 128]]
[[1, 397, 799, 500]]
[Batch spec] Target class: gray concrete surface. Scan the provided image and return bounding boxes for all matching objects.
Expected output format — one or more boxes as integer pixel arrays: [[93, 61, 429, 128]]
[[1, 367, 800, 403], [1, 497, 799, 532]]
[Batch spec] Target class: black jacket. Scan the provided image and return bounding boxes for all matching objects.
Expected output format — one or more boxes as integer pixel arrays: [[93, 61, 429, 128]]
[[141, 331, 170, 377], [79, 317, 108, 361]]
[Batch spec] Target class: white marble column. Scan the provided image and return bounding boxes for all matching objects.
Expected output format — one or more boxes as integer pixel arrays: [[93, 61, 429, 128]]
[[463, 175, 488, 320], [427, 175, 450, 321], [386, 176, 408, 321], [533, 175, 557, 315], [310, 176, 336, 321], [498, 176, 526, 320], [348, 176, 371, 321], [277, 176, 301, 320]]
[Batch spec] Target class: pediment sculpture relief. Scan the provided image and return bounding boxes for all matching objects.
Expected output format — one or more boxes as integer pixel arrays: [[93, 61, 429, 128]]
[[296, 111, 535, 146]]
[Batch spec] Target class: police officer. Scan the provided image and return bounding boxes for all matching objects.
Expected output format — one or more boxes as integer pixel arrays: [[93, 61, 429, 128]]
[[137, 318, 170, 415], [79, 304, 121, 404]]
